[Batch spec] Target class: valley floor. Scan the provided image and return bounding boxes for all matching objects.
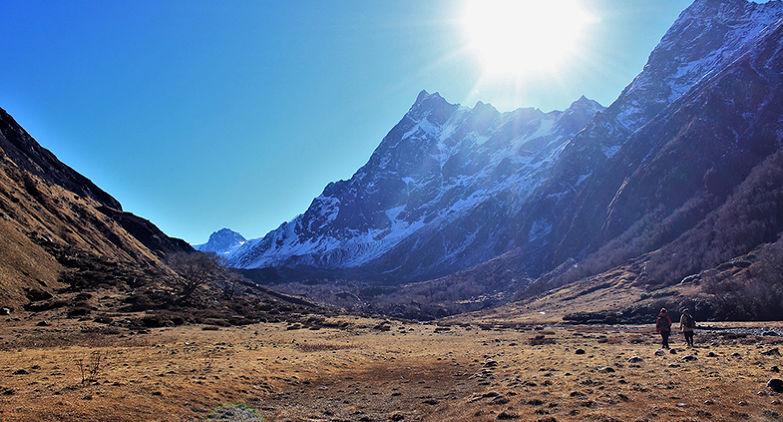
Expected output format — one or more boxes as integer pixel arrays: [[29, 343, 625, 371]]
[[1, 315, 782, 421]]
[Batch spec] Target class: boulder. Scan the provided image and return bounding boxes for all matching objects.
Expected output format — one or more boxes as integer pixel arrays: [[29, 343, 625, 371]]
[[769, 379, 783, 393], [24, 289, 53, 302], [0, 307, 11, 316]]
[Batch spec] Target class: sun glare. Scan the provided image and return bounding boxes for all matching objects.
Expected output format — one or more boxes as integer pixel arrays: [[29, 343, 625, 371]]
[[462, 0, 595, 77]]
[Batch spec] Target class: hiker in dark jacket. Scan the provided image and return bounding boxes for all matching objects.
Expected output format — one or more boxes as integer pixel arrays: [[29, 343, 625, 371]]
[[680, 309, 696, 347], [656, 308, 673, 349]]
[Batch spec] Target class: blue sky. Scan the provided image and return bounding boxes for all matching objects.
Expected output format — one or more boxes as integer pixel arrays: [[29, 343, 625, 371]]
[[0, 0, 694, 243]]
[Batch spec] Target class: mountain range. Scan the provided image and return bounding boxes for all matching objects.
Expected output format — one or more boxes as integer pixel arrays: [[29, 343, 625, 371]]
[[3, 0, 782, 323], [202, 0, 783, 320]]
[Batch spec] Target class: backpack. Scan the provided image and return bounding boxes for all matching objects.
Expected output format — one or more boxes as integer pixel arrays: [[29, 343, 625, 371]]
[[682, 313, 695, 328]]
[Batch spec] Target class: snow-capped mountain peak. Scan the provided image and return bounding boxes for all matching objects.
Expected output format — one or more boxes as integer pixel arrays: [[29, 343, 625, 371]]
[[195, 228, 246, 256], [226, 93, 604, 278]]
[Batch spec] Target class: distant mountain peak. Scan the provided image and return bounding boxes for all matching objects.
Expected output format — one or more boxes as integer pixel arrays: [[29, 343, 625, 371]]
[[566, 95, 603, 111], [415, 89, 431, 101], [214, 227, 243, 237], [195, 228, 246, 256], [413, 89, 448, 105], [406, 90, 457, 122]]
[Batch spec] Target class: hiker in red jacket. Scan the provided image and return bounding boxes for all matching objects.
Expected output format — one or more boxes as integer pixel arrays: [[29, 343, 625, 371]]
[[656, 308, 673, 349]]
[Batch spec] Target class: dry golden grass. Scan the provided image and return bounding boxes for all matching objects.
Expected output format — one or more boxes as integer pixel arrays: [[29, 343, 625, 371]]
[[1, 315, 782, 421]]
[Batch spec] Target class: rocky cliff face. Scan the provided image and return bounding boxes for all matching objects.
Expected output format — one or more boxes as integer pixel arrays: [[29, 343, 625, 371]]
[[228, 92, 603, 280]]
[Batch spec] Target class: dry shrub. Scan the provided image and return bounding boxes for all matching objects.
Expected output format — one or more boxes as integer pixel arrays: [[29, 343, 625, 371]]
[[76, 351, 104, 385]]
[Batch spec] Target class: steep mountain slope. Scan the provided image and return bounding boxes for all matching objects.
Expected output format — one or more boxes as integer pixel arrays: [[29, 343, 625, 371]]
[[0, 108, 323, 327], [229, 93, 603, 280], [514, 0, 783, 273], [0, 107, 194, 307], [437, 0, 783, 320], [195, 228, 246, 256], [551, 16, 783, 273]]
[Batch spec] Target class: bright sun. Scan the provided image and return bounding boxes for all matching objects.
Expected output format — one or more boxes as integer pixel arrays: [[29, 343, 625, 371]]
[[462, 0, 595, 77]]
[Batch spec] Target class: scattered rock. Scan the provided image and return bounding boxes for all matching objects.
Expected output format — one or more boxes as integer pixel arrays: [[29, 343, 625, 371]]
[[13, 369, 29, 375], [763, 331, 780, 337], [682, 355, 698, 362], [491, 395, 510, 405], [372, 321, 392, 331], [768, 379, 783, 393], [575, 349, 586, 355], [655, 350, 665, 356], [707, 352, 717, 358], [141, 315, 170, 328], [67, 307, 92, 318], [421, 398, 438, 405], [36, 320, 50, 327], [762, 348, 781, 357], [596, 366, 615, 373], [25, 289, 53, 302], [24, 299, 67, 312], [529, 335, 556, 346], [94, 316, 113, 324], [0, 307, 11, 316], [484, 359, 498, 368], [627, 356, 643, 363], [763, 410, 781, 420], [497, 410, 520, 420], [772, 366, 780, 373], [669, 349, 678, 355]]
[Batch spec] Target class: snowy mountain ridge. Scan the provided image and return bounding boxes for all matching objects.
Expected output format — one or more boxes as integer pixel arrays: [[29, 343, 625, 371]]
[[220, 0, 783, 284], [226, 92, 603, 277]]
